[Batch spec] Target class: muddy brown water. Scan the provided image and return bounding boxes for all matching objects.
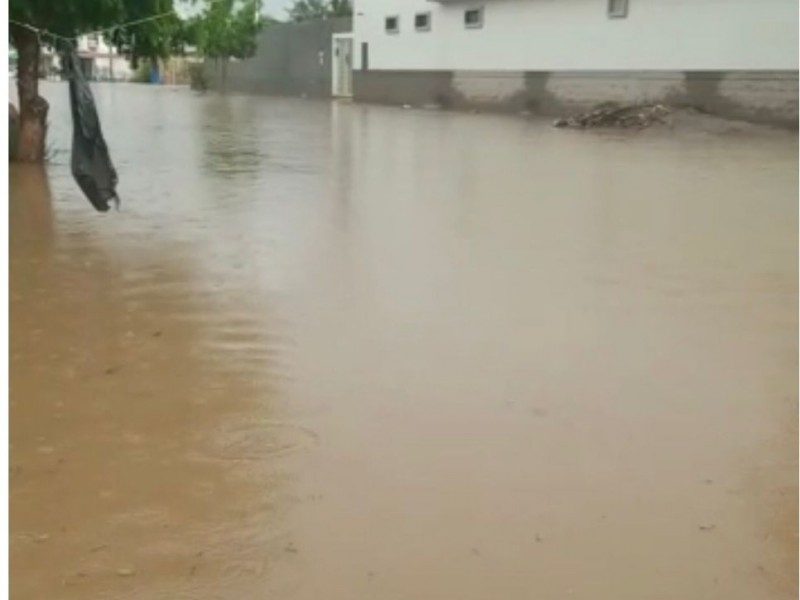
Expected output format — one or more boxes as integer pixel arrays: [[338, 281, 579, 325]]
[[9, 82, 798, 599]]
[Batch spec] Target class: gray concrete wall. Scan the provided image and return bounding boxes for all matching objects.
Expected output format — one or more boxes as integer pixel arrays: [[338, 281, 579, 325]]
[[205, 18, 352, 97], [354, 70, 799, 128]]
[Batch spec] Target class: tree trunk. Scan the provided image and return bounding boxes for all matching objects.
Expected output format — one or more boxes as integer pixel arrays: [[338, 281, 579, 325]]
[[11, 26, 49, 163], [9, 103, 20, 162]]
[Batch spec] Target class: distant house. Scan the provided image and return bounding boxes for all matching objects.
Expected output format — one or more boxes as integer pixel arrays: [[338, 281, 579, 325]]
[[73, 33, 133, 81], [351, 0, 799, 126]]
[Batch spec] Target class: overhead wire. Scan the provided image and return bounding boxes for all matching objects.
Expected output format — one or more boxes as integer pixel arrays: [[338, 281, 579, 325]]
[[9, 10, 176, 46]]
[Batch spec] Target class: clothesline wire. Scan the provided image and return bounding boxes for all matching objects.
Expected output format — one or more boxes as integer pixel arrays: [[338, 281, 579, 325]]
[[82, 11, 177, 39], [9, 10, 176, 46]]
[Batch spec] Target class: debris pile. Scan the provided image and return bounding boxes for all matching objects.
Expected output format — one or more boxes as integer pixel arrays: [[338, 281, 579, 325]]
[[553, 103, 670, 130]]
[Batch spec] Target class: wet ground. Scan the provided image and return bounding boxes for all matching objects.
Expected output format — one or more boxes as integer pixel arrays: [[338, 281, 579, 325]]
[[9, 82, 798, 599]]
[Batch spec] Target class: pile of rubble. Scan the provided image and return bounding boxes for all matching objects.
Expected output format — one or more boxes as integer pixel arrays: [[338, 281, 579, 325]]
[[553, 103, 670, 130]]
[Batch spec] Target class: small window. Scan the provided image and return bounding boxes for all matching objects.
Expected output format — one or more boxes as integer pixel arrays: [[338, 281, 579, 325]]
[[607, 0, 628, 18], [385, 16, 399, 34], [464, 7, 483, 29], [415, 12, 431, 32]]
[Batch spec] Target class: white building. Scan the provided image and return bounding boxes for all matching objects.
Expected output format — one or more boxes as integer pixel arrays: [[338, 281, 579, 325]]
[[74, 33, 133, 81], [349, 0, 799, 126]]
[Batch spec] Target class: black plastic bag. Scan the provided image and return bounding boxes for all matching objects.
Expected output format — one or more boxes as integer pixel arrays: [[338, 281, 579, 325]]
[[64, 50, 120, 212]]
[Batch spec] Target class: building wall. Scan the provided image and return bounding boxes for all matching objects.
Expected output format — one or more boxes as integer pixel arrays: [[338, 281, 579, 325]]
[[204, 18, 353, 97], [72, 35, 133, 81], [354, 69, 798, 126], [353, 0, 798, 71], [76, 34, 111, 56], [352, 0, 799, 126], [88, 57, 134, 81]]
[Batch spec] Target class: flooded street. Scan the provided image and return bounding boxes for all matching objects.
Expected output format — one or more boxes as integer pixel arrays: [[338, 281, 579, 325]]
[[9, 83, 798, 599]]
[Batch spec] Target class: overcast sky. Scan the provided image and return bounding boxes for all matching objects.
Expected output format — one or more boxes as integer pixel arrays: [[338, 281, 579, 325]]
[[261, 0, 293, 20], [176, 0, 294, 22]]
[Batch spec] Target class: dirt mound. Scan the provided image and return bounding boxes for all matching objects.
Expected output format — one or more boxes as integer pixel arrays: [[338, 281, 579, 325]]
[[553, 103, 670, 130]]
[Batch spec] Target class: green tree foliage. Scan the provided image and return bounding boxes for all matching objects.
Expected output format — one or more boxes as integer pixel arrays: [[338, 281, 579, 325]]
[[191, 0, 265, 61], [9, 0, 180, 161], [106, 0, 183, 69], [10, 0, 127, 39], [183, 0, 265, 91], [286, 0, 352, 22], [329, 0, 353, 18]]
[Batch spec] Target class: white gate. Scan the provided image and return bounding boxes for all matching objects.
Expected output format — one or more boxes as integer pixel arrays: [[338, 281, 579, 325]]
[[332, 34, 354, 98]]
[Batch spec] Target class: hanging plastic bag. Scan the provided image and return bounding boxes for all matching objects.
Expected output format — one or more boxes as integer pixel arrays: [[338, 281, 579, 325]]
[[64, 50, 120, 212]]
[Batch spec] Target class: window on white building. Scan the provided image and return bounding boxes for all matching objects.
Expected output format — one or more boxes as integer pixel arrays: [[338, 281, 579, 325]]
[[607, 0, 628, 18], [385, 16, 399, 34], [464, 7, 484, 29], [415, 12, 431, 32]]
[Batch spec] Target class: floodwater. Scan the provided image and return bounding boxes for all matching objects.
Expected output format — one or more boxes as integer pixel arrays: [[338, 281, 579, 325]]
[[9, 82, 798, 600]]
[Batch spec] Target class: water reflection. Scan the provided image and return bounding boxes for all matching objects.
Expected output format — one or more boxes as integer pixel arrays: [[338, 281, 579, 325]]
[[10, 152, 297, 600], [10, 82, 798, 600], [9, 165, 55, 254]]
